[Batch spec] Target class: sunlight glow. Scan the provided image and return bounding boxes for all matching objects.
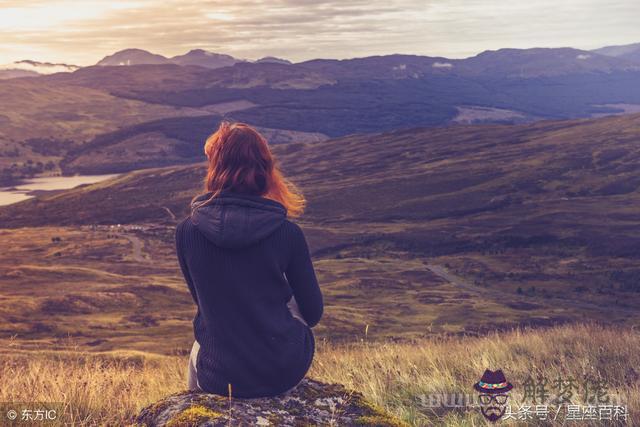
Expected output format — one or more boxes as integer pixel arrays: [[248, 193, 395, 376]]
[[0, 1, 144, 30], [0, 0, 638, 65]]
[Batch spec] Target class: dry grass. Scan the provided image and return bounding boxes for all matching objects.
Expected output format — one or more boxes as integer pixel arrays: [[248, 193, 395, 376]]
[[1, 323, 638, 426], [0, 348, 184, 425], [311, 323, 640, 425]]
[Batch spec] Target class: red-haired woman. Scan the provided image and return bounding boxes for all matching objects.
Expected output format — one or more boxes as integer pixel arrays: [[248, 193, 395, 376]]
[[175, 122, 323, 398]]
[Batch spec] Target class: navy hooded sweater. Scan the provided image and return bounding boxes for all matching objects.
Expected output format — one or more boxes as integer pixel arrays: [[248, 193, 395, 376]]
[[175, 190, 323, 398]]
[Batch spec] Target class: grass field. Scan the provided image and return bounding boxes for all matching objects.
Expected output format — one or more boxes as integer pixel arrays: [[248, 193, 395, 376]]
[[1, 324, 637, 426], [3, 224, 638, 356]]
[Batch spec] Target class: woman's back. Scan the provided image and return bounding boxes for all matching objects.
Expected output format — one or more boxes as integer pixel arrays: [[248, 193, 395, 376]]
[[176, 190, 323, 397]]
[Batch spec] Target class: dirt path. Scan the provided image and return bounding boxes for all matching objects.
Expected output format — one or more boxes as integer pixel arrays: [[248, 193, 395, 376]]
[[162, 206, 176, 221], [425, 263, 486, 295], [118, 233, 149, 263]]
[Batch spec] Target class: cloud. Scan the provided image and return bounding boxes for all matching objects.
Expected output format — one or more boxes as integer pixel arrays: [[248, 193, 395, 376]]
[[0, 60, 79, 74], [0, 0, 639, 65]]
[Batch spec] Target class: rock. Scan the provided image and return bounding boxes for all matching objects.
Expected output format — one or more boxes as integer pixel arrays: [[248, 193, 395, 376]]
[[135, 378, 407, 426]]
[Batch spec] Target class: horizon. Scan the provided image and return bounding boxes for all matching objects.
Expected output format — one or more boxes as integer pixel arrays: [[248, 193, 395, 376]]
[[8, 42, 640, 68], [6, 41, 640, 67], [1, 0, 640, 66]]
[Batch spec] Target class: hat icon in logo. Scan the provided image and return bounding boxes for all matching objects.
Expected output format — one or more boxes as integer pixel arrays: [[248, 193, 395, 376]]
[[473, 369, 513, 422]]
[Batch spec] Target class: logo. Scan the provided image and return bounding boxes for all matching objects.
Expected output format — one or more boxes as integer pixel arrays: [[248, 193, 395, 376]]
[[473, 369, 513, 422]]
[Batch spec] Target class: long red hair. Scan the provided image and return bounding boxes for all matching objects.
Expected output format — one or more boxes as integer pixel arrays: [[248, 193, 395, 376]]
[[199, 121, 305, 217]]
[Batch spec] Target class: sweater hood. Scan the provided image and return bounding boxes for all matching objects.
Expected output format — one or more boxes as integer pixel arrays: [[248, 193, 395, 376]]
[[190, 191, 286, 249]]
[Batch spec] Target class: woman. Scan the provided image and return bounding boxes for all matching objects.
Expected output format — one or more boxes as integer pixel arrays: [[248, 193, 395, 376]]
[[175, 121, 323, 398]]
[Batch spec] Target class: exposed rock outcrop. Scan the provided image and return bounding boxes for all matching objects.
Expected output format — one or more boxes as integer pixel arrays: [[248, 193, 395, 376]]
[[135, 378, 406, 426]]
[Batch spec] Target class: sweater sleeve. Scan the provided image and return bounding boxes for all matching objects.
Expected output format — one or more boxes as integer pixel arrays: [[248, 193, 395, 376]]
[[175, 219, 199, 306], [285, 222, 323, 328]]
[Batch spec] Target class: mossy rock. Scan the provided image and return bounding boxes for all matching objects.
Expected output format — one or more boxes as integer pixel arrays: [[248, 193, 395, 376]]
[[135, 378, 407, 426]]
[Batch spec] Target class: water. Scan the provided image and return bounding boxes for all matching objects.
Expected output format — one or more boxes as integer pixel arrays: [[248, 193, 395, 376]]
[[0, 174, 119, 206]]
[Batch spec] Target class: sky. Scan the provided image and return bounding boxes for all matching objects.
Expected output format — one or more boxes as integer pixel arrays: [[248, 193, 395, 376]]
[[0, 0, 639, 65]]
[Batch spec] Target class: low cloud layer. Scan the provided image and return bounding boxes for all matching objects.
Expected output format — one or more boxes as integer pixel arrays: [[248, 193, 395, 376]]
[[0, 0, 639, 65]]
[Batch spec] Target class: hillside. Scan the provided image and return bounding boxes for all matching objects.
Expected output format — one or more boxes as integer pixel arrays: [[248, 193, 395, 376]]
[[0, 78, 216, 183], [5, 113, 640, 229], [2, 115, 640, 345], [593, 42, 640, 63]]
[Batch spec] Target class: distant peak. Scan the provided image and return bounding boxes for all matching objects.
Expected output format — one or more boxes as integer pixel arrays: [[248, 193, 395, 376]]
[[96, 48, 169, 66], [256, 56, 292, 65], [169, 49, 239, 68], [113, 48, 154, 54]]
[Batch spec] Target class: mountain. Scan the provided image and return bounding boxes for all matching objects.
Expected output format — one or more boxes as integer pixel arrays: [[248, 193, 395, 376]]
[[93, 45, 640, 76], [169, 49, 240, 68], [593, 42, 640, 63], [256, 56, 292, 65], [298, 54, 452, 80], [61, 49, 640, 138], [299, 48, 640, 80], [456, 47, 640, 77], [5, 46, 640, 184], [96, 48, 242, 69], [96, 48, 171, 66]]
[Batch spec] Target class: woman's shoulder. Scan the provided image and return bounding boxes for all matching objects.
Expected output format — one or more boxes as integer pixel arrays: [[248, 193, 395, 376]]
[[281, 218, 304, 235], [175, 216, 196, 239], [278, 219, 309, 247], [176, 215, 191, 229]]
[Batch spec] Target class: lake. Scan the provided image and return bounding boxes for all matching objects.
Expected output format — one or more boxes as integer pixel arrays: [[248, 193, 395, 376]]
[[0, 174, 119, 207]]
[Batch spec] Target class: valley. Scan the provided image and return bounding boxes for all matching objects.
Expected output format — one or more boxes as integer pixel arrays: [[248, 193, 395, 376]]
[[2, 222, 635, 356], [2, 113, 640, 355]]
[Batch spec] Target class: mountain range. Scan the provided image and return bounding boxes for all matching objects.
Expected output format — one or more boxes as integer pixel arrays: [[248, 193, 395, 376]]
[[2, 41, 640, 77], [96, 48, 240, 69], [3, 42, 640, 184], [94, 48, 292, 69]]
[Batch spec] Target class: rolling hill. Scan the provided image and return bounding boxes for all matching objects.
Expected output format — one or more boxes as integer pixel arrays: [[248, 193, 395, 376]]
[[4, 113, 640, 245], [593, 42, 640, 63], [2, 114, 640, 346]]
